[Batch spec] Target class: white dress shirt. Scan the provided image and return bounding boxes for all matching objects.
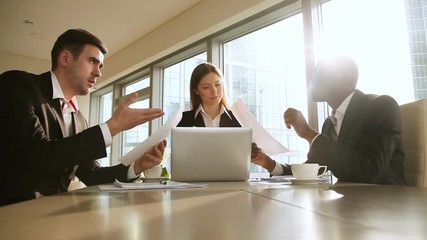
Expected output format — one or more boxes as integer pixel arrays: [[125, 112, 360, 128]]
[[194, 104, 232, 127], [332, 91, 355, 136]]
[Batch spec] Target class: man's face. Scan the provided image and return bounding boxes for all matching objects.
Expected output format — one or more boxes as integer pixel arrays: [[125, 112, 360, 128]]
[[310, 61, 341, 102], [67, 44, 104, 96]]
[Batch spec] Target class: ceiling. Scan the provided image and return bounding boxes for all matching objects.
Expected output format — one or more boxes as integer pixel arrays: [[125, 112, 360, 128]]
[[0, 0, 202, 61]]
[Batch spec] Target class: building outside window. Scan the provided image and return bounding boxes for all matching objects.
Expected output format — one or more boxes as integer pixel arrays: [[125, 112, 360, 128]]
[[97, 91, 113, 166], [223, 12, 308, 172], [90, 0, 427, 170], [404, 0, 427, 99], [320, 0, 416, 105], [162, 52, 208, 169], [122, 78, 150, 156]]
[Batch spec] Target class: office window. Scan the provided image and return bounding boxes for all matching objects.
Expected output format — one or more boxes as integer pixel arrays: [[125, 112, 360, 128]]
[[404, 0, 427, 99], [122, 78, 150, 156], [91, 3, 309, 172], [162, 52, 207, 169], [163, 52, 207, 119], [320, 0, 417, 104], [89, 0, 427, 174], [223, 12, 308, 171], [97, 91, 113, 166]]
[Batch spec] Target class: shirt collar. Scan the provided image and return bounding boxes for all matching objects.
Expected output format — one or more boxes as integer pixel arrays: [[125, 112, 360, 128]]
[[50, 71, 78, 111], [334, 91, 355, 119], [194, 104, 231, 120]]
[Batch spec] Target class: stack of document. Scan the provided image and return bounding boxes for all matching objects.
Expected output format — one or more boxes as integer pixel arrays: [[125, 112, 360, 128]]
[[98, 179, 206, 191]]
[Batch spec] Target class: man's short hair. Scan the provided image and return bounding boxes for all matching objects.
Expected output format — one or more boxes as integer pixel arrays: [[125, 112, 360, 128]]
[[51, 29, 108, 70]]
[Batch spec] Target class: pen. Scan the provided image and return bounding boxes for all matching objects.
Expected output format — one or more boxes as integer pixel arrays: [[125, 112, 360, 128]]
[[133, 178, 168, 185]]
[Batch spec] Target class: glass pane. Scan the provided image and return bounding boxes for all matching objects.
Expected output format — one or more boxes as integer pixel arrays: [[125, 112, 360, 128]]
[[162, 52, 207, 170], [321, 0, 420, 104], [223, 13, 308, 172], [98, 91, 113, 166], [122, 77, 150, 156], [163, 52, 207, 120], [405, 0, 427, 99], [124, 78, 149, 94]]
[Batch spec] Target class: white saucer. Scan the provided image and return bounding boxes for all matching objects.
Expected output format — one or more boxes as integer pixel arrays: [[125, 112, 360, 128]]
[[289, 178, 328, 184]]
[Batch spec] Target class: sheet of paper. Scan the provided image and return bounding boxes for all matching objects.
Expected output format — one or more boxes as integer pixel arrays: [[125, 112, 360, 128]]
[[248, 175, 293, 184], [231, 99, 289, 155], [119, 107, 183, 166], [97, 179, 207, 190]]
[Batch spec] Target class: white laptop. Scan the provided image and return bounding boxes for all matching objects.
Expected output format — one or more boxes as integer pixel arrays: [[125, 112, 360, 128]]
[[170, 127, 252, 182]]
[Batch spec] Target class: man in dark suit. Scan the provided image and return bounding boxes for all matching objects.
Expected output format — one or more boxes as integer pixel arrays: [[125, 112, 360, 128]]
[[251, 55, 406, 185], [0, 29, 166, 206]]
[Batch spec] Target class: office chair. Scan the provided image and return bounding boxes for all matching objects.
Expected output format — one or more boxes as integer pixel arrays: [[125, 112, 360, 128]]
[[400, 98, 427, 187]]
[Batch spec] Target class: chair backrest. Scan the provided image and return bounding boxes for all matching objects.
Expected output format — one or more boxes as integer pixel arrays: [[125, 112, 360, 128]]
[[400, 98, 427, 187]]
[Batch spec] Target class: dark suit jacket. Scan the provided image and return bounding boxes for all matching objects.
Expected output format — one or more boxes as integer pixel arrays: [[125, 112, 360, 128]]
[[0, 70, 129, 206], [177, 109, 241, 127], [282, 90, 406, 185]]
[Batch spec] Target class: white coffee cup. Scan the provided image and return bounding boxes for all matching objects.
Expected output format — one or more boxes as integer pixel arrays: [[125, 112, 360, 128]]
[[291, 163, 327, 180], [143, 165, 163, 178]]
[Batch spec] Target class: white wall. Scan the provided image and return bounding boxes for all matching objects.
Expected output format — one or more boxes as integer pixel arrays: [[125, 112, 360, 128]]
[[0, 51, 49, 74]]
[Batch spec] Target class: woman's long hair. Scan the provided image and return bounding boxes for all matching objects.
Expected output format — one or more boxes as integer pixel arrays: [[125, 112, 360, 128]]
[[189, 62, 230, 110]]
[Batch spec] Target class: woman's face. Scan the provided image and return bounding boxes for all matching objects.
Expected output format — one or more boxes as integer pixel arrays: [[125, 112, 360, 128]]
[[195, 72, 223, 107]]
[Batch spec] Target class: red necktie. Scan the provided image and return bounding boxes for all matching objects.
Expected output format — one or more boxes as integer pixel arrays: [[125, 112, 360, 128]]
[[61, 99, 77, 112]]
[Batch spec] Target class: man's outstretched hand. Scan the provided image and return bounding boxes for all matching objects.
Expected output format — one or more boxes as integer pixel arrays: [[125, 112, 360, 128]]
[[107, 92, 164, 136]]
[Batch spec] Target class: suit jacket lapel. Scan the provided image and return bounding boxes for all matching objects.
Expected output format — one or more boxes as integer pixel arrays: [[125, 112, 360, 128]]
[[322, 117, 337, 140], [73, 111, 88, 134], [219, 112, 233, 127], [38, 72, 68, 138], [194, 113, 206, 127], [338, 90, 364, 142], [51, 99, 68, 137]]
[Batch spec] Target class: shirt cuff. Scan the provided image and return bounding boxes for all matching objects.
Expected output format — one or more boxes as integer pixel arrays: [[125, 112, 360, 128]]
[[311, 133, 321, 145], [127, 162, 140, 179], [99, 122, 112, 147], [270, 160, 284, 176]]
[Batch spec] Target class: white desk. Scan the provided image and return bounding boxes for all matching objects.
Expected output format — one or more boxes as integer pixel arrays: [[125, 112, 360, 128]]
[[1, 181, 426, 239]]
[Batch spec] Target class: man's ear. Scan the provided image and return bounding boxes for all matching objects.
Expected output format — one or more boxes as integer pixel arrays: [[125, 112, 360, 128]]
[[58, 50, 72, 67]]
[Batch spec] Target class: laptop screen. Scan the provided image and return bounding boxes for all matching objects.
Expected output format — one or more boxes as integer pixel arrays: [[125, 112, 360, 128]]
[[170, 127, 252, 182]]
